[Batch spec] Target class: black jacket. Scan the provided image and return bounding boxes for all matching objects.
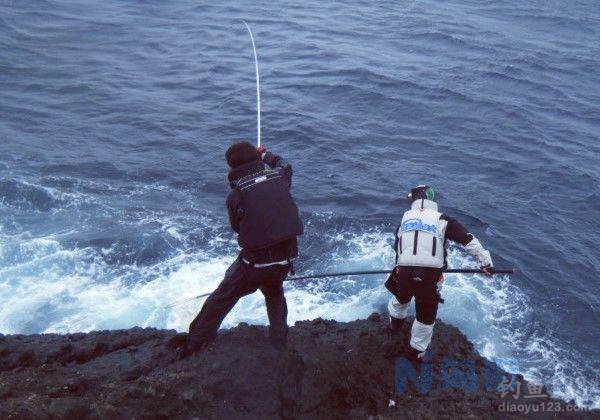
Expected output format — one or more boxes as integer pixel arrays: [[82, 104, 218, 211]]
[[226, 152, 302, 264]]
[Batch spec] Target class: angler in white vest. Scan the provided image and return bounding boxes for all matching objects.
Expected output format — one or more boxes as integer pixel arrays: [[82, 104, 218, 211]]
[[386, 185, 494, 364]]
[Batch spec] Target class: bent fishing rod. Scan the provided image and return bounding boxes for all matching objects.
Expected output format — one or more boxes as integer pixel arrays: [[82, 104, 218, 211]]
[[242, 20, 261, 148], [164, 267, 515, 308], [164, 23, 261, 312]]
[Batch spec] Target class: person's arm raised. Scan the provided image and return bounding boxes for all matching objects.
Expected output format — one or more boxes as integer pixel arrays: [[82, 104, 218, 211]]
[[258, 146, 293, 187]]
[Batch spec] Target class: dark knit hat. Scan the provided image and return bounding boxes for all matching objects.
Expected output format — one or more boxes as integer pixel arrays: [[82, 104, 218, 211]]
[[225, 141, 260, 168]]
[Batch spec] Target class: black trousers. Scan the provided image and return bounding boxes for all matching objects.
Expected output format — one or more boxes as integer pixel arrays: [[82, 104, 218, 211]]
[[187, 257, 290, 349], [385, 266, 442, 324]]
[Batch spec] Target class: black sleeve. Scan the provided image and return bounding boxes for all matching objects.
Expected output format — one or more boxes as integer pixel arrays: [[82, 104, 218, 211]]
[[393, 224, 400, 264], [441, 214, 473, 246], [226, 190, 242, 233], [262, 151, 292, 187]]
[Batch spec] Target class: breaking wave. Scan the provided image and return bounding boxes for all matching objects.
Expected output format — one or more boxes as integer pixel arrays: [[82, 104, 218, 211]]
[[0, 200, 597, 407]]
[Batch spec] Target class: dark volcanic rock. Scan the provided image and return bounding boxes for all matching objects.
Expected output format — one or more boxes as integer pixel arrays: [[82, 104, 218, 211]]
[[0, 315, 595, 419]]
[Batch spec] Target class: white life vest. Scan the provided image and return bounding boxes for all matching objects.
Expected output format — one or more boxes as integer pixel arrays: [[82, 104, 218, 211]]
[[396, 199, 448, 268]]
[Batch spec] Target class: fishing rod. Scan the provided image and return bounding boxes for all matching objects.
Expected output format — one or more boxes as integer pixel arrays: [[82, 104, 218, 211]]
[[242, 20, 261, 148], [289, 268, 515, 281], [163, 267, 515, 308]]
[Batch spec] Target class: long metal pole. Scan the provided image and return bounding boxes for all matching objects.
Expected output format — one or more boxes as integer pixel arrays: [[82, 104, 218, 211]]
[[288, 268, 515, 281], [164, 268, 514, 308]]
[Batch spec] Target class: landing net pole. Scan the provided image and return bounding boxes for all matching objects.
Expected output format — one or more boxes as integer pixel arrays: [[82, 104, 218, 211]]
[[288, 268, 515, 281], [164, 268, 515, 308], [242, 21, 261, 147]]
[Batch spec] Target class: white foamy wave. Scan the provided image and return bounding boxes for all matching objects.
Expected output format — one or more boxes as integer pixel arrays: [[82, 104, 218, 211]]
[[0, 226, 597, 408], [165, 228, 394, 329], [442, 248, 598, 408], [0, 232, 236, 334]]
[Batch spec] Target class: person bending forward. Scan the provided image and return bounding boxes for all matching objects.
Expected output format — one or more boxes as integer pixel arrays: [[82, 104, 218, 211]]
[[386, 185, 494, 363]]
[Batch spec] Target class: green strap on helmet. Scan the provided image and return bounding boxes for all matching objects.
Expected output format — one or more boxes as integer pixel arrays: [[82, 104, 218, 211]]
[[408, 185, 436, 201], [425, 187, 435, 201]]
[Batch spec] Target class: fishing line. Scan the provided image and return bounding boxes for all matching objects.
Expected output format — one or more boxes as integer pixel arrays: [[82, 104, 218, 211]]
[[163, 292, 211, 309]]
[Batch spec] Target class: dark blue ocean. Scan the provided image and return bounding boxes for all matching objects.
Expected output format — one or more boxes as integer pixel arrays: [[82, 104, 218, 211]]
[[1, 0, 598, 407]]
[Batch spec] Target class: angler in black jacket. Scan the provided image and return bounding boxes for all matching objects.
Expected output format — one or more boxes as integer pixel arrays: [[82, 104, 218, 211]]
[[185, 141, 303, 354]]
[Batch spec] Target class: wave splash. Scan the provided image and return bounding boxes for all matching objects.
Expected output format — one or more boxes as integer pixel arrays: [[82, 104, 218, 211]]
[[0, 217, 597, 408]]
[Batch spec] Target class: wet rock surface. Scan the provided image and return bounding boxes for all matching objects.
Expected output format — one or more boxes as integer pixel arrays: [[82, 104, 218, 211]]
[[0, 314, 596, 419]]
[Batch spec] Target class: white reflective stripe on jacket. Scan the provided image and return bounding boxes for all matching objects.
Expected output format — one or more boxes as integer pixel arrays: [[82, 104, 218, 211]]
[[396, 199, 447, 268], [241, 258, 294, 268]]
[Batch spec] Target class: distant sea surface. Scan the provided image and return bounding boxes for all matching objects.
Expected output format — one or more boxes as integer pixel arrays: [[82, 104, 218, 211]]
[[1, 0, 598, 407]]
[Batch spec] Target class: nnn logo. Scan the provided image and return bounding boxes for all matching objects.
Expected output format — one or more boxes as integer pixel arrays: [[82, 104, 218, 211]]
[[400, 218, 437, 235], [395, 357, 519, 395]]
